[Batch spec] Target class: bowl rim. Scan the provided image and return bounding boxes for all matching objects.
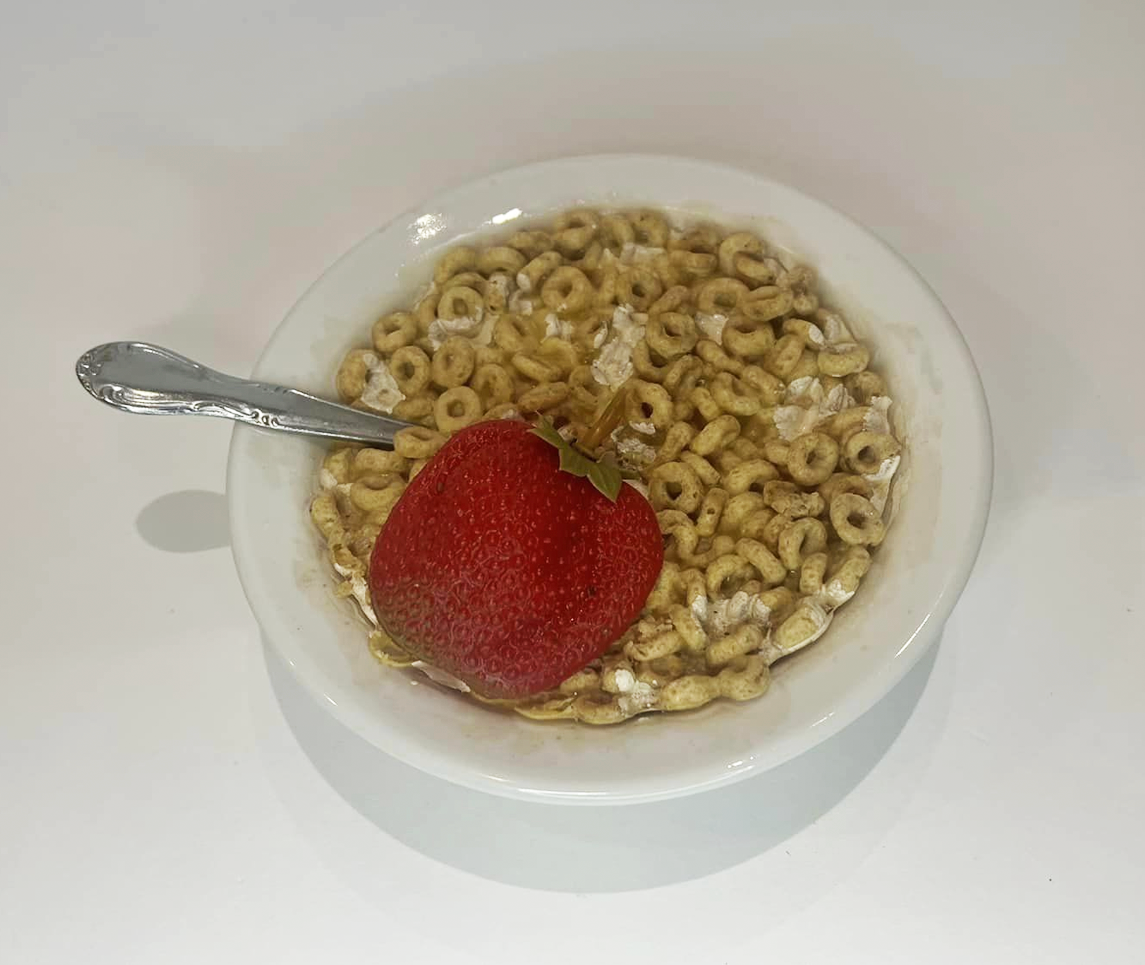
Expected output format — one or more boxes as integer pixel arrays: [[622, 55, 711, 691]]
[[227, 153, 993, 804]]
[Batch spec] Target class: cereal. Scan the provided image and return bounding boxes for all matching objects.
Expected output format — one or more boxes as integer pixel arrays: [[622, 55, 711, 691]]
[[829, 493, 886, 546], [786, 431, 840, 486], [311, 207, 903, 723], [372, 312, 418, 354], [842, 430, 901, 475], [434, 386, 482, 433], [430, 336, 476, 388]]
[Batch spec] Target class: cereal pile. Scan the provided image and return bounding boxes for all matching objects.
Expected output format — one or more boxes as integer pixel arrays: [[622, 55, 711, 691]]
[[310, 208, 902, 723]]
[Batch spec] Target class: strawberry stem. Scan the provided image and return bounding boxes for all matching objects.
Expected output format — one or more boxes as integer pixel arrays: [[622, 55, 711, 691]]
[[580, 381, 630, 453]]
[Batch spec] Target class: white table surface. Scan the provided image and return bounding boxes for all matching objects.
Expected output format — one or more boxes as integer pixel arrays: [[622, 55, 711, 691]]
[[3, 1, 1143, 962]]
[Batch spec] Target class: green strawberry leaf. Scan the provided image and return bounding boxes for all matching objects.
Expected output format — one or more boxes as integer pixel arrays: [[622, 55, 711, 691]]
[[531, 419, 623, 502], [586, 457, 623, 502], [531, 419, 571, 455]]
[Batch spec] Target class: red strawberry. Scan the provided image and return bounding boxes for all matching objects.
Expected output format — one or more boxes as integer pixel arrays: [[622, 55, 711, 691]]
[[368, 419, 663, 699]]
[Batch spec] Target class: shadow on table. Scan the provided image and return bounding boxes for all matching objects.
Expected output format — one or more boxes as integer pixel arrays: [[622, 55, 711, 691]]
[[265, 635, 937, 893], [136, 489, 229, 553]]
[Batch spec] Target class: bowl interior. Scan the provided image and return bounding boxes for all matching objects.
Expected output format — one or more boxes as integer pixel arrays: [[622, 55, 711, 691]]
[[227, 155, 991, 804]]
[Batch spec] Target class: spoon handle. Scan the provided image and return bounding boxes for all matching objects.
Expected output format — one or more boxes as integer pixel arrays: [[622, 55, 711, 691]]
[[75, 342, 413, 447]]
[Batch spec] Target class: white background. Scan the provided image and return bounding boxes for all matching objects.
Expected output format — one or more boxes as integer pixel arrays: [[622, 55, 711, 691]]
[[2, 1, 1143, 962]]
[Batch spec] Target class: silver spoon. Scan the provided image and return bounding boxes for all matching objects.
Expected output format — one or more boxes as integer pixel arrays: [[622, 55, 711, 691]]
[[75, 342, 414, 447]]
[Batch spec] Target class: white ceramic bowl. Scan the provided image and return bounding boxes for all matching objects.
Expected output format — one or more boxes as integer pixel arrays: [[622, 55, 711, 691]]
[[227, 155, 991, 805]]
